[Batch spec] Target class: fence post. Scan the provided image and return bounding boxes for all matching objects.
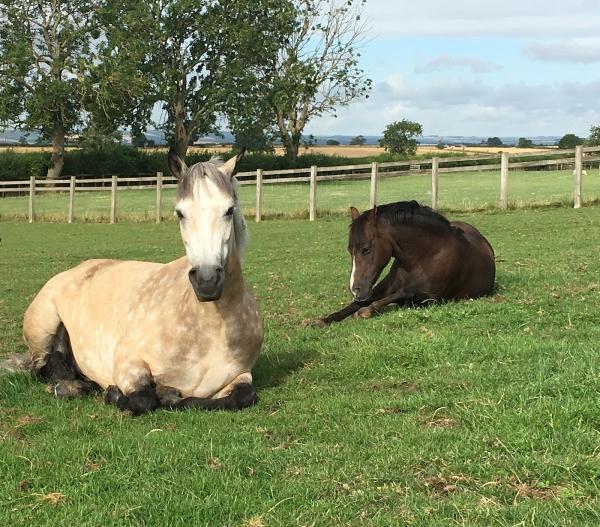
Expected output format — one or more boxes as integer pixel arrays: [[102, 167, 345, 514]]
[[28, 176, 35, 223], [309, 165, 317, 221], [68, 176, 75, 223], [155, 172, 163, 223], [255, 168, 263, 222], [431, 157, 439, 210], [500, 152, 509, 209], [110, 175, 117, 224], [370, 162, 378, 208], [574, 145, 583, 209]]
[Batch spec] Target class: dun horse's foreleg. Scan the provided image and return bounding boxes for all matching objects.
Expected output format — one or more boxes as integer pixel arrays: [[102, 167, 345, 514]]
[[159, 383, 258, 411], [104, 383, 160, 416], [108, 360, 161, 415]]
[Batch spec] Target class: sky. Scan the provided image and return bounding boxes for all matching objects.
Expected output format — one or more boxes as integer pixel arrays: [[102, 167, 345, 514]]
[[306, 0, 600, 138]]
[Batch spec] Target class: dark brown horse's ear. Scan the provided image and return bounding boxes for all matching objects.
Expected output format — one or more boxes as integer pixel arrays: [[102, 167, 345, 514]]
[[219, 147, 245, 179], [349, 206, 360, 220], [168, 147, 187, 181]]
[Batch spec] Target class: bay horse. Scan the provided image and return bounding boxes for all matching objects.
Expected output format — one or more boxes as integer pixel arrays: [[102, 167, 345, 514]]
[[22, 149, 263, 414], [313, 201, 495, 325]]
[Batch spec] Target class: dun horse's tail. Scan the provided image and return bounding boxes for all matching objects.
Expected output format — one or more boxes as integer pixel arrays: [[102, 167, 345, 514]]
[[0, 353, 32, 374]]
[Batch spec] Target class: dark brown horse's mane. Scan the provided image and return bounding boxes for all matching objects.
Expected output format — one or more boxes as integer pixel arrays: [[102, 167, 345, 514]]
[[351, 201, 451, 241], [378, 201, 451, 230]]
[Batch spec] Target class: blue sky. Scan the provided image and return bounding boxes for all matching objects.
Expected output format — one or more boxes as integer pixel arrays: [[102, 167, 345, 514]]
[[307, 0, 600, 137]]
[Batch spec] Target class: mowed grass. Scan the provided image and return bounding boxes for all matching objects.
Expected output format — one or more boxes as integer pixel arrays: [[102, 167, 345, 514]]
[[1, 207, 600, 526], [2, 168, 600, 221]]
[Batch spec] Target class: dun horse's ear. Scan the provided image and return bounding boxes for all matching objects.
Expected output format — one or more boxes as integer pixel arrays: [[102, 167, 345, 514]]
[[219, 147, 245, 179], [168, 147, 187, 181], [349, 206, 360, 220]]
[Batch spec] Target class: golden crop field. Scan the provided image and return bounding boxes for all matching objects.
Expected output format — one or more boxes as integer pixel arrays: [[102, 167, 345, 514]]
[[0, 143, 557, 157]]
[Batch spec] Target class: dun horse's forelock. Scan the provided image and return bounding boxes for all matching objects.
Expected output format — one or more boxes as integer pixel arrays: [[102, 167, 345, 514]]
[[176, 160, 235, 201]]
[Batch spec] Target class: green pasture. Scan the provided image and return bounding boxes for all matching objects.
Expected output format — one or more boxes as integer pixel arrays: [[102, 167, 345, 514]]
[[1, 168, 600, 221], [1, 207, 600, 525]]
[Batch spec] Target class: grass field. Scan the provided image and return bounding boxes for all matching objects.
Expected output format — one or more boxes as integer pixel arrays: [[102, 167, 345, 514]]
[[1, 206, 600, 525], [2, 168, 600, 222]]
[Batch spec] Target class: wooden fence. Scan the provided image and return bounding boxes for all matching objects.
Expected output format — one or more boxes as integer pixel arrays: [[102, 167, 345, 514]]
[[1, 145, 599, 223]]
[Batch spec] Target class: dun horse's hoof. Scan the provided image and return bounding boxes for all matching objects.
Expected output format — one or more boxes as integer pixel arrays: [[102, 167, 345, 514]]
[[155, 385, 182, 407]]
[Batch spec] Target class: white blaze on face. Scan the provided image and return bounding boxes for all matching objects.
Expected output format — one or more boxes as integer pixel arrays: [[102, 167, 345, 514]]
[[176, 177, 235, 269], [350, 254, 357, 292]]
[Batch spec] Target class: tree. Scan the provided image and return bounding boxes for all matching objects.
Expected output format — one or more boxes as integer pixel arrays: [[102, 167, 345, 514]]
[[131, 132, 148, 148], [379, 119, 423, 156], [350, 135, 366, 146], [326, 139, 340, 145], [98, 0, 294, 159], [302, 134, 317, 149], [586, 125, 600, 146], [247, 0, 371, 160], [77, 122, 122, 151], [517, 137, 533, 148], [486, 137, 503, 147], [233, 123, 275, 153], [558, 133, 584, 149], [0, 0, 99, 178]]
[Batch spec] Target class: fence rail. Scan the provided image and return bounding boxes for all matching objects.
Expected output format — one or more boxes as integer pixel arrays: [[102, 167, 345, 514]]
[[1, 146, 599, 222]]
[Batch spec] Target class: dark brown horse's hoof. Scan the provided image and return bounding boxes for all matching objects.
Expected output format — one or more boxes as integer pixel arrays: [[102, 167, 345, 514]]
[[305, 318, 328, 328], [353, 306, 374, 319]]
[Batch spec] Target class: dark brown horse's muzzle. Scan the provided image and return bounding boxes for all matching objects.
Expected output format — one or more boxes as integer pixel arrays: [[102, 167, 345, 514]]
[[351, 283, 372, 302], [189, 266, 224, 301]]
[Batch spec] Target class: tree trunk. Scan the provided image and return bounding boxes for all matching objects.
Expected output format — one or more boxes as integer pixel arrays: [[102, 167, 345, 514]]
[[173, 97, 189, 159], [282, 132, 299, 161], [47, 125, 65, 180]]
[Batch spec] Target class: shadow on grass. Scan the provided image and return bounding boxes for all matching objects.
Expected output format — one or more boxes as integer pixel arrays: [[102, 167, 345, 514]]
[[252, 339, 320, 391]]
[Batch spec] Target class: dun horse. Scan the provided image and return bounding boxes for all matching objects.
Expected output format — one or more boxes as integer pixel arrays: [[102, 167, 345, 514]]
[[23, 149, 263, 414], [314, 201, 495, 325]]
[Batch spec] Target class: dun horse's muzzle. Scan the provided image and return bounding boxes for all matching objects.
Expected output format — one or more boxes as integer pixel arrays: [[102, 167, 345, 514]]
[[189, 266, 224, 301]]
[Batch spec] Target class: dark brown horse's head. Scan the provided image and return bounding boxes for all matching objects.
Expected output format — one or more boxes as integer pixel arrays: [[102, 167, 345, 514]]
[[347, 206, 393, 301]]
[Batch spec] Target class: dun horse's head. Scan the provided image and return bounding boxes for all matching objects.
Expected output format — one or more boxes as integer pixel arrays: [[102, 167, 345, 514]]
[[169, 148, 246, 301], [347, 206, 393, 302]]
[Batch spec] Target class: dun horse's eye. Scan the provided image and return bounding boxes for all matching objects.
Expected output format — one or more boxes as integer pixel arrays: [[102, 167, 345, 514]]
[[225, 206, 235, 218], [175, 209, 184, 220]]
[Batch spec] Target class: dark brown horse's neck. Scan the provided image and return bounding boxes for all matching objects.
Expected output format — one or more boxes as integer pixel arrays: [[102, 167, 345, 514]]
[[382, 223, 453, 268]]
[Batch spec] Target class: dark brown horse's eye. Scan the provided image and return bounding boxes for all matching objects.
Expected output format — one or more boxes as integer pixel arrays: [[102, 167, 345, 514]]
[[361, 246, 371, 255]]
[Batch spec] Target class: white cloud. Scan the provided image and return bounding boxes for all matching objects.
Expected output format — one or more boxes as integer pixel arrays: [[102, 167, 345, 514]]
[[523, 40, 600, 63], [307, 75, 600, 136], [415, 55, 501, 74]]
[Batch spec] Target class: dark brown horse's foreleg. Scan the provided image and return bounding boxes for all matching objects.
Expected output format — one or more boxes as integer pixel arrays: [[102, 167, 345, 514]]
[[313, 269, 400, 326], [353, 285, 427, 319], [160, 383, 258, 411], [313, 300, 371, 326]]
